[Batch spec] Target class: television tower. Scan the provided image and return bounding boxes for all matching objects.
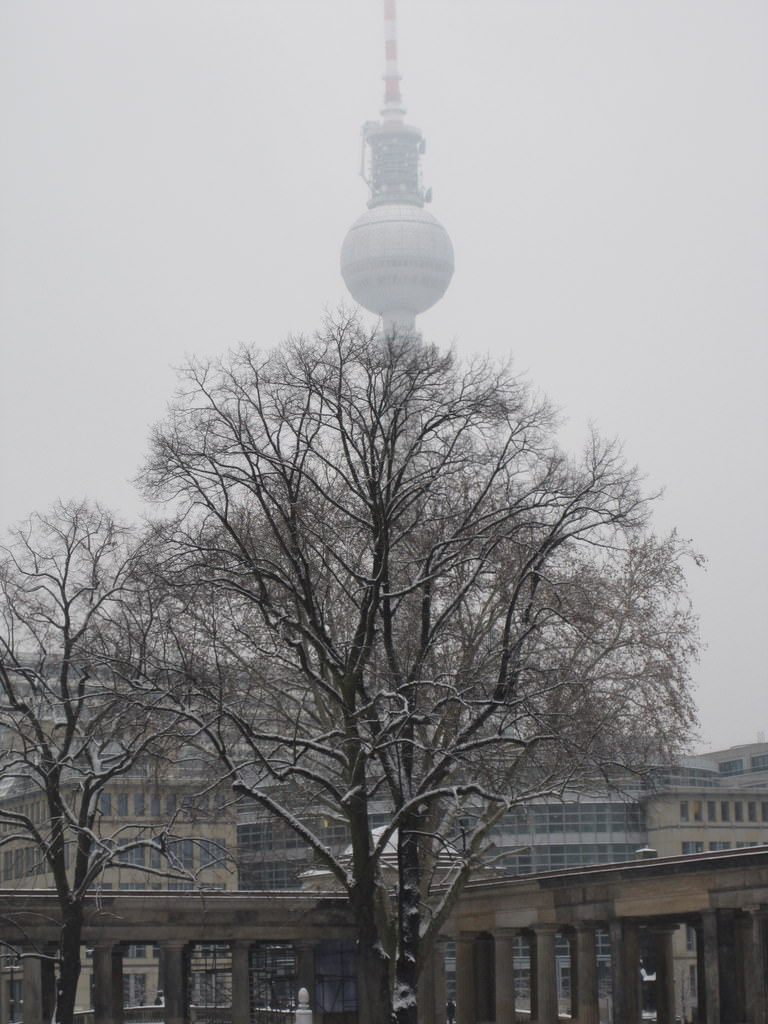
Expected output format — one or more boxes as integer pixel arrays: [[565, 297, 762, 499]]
[[340, 0, 454, 334]]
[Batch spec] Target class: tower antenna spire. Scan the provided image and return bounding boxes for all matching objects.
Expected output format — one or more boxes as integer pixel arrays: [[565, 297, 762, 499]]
[[382, 0, 405, 124]]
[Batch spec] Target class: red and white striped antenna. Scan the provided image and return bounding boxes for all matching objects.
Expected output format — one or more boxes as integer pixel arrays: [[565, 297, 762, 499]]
[[382, 0, 405, 124]]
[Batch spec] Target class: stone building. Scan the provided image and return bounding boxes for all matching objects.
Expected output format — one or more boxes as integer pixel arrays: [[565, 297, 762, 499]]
[[0, 758, 237, 1014]]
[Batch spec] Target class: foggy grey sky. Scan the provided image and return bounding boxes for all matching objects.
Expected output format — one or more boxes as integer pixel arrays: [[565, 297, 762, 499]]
[[1, 1, 766, 750]]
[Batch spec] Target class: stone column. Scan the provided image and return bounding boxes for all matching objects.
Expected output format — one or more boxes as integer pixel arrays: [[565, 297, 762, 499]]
[[230, 942, 251, 1024], [294, 943, 315, 1005], [455, 934, 476, 1024], [609, 918, 640, 1024], [692, 921, 706, 1023], [20, 951, 55, 1024], [532, 925, 558, 1024], [493, 931, 516, 1024], [0, 965, 11, 1024], [474, 934, 494, 1023], [744, 910, 767, 1024], [699, 912, 720, 1024], [574, 925, 599, 1024], [649, 925, 677, 1024], [41, 953, 55, 1024], [93, 944, 124, 1024], [160, 942, 189, 1024], [418, 942, 441, 1024], [433, 939, 448, 1024]]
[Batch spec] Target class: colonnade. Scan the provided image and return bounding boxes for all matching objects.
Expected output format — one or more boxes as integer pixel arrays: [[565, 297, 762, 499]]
[[5, 939, 322, 1024], [3, 911, 768, 1024], [1, 849, 766, 1024], [447, 908, 768, 1024]]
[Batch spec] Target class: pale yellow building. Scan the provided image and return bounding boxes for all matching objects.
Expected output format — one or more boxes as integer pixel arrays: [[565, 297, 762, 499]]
[[0, 763, 238, 1015]]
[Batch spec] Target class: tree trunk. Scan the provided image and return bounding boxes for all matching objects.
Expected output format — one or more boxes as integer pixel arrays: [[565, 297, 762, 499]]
[[55, 904, 84, 1024], [352, 886, 393, 1024], [393, 822, 421, 1024]]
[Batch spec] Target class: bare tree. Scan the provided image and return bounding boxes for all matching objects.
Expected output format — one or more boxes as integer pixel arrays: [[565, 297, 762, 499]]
[[142, 316, 699, 1024], [0, 501, 193, 1024]]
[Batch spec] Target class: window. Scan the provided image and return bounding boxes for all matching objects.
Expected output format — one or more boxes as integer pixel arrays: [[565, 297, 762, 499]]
[[150, 794, 161, 818], [709, 841, 731, 851], [682, 841, 704, 855], [720, 801, 730, 822], [123, 973, 147, 1008], [707, 801, 717, 822], [199, 839, 227, 867], [719, 758, 745, 775], [100, 793, 112, 816], [134, 792, 145, 817], [748, 801, 757, 822], [315, 941, 357, 1013], [685, 925, 697, 952], [118, 842, 145, 867], [239, 823, 272, 852], [762, 801, 768, 823], [169, 839, 194, 869], [240, 860, 295, 890], [734, 801, 743, 822], [166, 794, 177, 816], [751, 754, 768, 770], [679, 801, 689, 821], [249, 943, 299, 1013], [692, 800, 703, 822], [117, 793, 129, 817]]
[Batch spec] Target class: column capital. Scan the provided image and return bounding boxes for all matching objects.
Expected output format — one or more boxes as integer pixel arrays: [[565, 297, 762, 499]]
[[532, 922, 559, 936], [647, 922, 679, 936], [741, 904, 768, 919], [574, 920, 601, 932]]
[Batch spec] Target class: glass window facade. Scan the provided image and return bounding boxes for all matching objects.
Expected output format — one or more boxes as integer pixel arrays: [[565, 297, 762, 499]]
[[682, 841, 704, 854]]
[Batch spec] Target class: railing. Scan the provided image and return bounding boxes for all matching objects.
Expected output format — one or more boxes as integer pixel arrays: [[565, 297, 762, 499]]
[[73, 1004, 305, 1024]]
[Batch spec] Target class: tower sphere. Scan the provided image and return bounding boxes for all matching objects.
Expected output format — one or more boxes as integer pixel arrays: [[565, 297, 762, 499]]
[[340, 204, 454, 327]]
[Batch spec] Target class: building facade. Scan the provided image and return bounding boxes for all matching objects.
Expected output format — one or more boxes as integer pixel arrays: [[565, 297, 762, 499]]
[[0, 761, 237, 1014]]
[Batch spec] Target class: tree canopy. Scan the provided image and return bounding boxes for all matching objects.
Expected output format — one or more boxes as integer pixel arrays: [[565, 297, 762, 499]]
[[141, 316, 699, 1024], [0, 501, 226, 1024]]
